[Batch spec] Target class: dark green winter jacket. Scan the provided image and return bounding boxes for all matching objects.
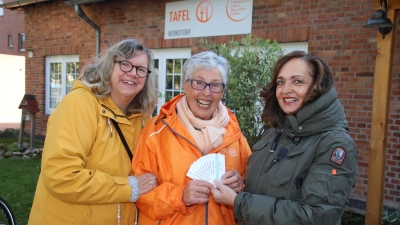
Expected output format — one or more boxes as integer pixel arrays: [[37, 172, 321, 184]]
[[234, 87, 358, 225]]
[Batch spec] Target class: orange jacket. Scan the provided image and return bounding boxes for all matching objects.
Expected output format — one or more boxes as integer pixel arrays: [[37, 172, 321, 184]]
[[132, 94, 252, 225]]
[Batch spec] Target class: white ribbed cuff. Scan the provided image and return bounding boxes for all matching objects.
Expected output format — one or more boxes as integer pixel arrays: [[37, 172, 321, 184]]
[[128, 176, 140, 202]]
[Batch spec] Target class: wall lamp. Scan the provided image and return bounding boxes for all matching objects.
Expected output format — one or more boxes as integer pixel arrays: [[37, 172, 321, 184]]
[[28, 49, 33, 58], [364, 0, 393, 39]]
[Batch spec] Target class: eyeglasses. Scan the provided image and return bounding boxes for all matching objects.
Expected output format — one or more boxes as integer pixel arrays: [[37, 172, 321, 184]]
[[187, 79, 225, 93], [114, 60, 151, 78]]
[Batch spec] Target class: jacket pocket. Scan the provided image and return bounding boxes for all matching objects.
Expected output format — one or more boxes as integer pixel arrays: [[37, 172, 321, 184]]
[[270, 148, 307, 189], [302, 173, 330, 204], [251, 138, 270, 152], [72, 206, 91, 225]]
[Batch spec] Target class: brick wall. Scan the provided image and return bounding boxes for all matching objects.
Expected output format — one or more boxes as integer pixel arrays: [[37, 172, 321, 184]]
[[0, 7, 25, 55], [23, 0, 399, 208]]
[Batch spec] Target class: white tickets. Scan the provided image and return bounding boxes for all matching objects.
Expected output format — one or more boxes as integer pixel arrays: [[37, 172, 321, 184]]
[[186, 153, 225, 184]]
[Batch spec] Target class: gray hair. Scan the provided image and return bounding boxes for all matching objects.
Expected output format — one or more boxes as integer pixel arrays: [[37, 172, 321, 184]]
[[182, 51, 229, 84], [80, 39, 157, 117]]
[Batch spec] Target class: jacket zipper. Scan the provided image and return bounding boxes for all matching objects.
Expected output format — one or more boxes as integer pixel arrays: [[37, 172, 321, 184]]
[[269, 127, 283, 152], [158, 115, 204, 155]]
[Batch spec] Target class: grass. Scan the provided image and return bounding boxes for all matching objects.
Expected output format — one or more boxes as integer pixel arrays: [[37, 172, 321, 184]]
[[0, 128, 43, 224], [0, 157, 41, 224]]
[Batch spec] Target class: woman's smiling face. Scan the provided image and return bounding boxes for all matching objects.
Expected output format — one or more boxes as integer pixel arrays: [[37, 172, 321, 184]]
[[275, 58, 314, 115], [110, 52, 148, 110], [184, 68, 224, 120]]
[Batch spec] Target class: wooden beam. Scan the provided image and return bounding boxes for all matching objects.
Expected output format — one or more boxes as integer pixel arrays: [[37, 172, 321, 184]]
[[374, 0, 400, 10], [365, 9, 397, 225]]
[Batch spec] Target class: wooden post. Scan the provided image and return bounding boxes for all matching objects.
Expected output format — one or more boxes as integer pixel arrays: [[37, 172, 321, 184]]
[[365, 9, 397, 225], [18, 109, 26, 149], [29, 112, 36, 151]]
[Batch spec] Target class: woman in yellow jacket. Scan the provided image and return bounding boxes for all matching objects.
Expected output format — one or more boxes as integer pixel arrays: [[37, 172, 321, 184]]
[[28, 39, 158, 225], [132, 51, 252, 224]]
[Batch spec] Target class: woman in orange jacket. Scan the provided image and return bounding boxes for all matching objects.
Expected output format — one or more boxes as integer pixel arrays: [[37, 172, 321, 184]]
[[132, 51, 252, 224]]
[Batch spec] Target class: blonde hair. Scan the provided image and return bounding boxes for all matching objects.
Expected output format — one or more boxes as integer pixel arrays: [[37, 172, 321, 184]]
[[80, 39, 157, 117]]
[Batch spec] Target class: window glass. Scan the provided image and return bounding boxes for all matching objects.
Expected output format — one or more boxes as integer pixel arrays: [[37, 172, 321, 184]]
[[8, 35, 12, 48], [66, 62, 79, 93], [46, 55, 79, 114], [165, 58, 184, 102], [19, 33, 25, 51], [0, 1, 3, 16], [174, 76, 181, 90], [50, 62, 62, 108]]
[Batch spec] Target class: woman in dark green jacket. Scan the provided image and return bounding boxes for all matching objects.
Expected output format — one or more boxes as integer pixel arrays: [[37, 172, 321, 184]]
[[211, 51, 358, 225]]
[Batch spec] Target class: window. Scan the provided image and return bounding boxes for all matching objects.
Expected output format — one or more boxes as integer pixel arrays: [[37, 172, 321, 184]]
[[18, 33, 25, 51], [8, 35, 12, 48], [45, 55, 79, 114], [0, 1, 3, 16], [152, 48, 191, 115]]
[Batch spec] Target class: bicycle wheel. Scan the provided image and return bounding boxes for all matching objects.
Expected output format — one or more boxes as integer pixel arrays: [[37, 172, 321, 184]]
[[0, 197, 16, 225]]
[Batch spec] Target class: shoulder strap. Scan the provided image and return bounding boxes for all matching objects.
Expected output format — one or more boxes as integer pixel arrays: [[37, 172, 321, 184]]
[[110, 119, 133, 161]]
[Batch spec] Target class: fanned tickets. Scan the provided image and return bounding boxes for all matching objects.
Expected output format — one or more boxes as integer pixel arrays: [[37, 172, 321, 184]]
[[186, 154, 225, 184]]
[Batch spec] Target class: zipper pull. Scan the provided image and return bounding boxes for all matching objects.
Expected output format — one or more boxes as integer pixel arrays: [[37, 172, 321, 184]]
[[108, 118, 113, 137]]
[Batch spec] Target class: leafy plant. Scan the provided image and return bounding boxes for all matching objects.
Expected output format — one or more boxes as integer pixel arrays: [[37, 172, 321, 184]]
[[341, 210, 365, 225], [200, 34, 284, 146]]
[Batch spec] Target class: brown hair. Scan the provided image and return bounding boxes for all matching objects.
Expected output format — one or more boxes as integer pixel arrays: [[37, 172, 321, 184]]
[[260, 51, 334, 127]]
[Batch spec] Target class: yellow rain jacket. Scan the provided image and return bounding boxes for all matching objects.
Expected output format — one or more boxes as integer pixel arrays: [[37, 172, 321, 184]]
[[132, 94, 252, 225], [28, 80, 148, 225]]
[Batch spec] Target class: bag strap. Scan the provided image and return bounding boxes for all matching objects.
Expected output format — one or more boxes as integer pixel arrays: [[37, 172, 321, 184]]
[[110, 119, 133, 161]]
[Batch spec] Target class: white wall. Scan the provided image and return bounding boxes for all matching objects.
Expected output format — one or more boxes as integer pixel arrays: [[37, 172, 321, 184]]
[[0, 54, 25, 122]]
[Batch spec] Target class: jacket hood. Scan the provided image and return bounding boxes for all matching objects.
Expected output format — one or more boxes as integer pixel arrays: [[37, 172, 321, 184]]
[[71, 79, 91, 92], [159, 93, 184, 117], [284, 87, 348, 136], [70, 80, 142, 122]]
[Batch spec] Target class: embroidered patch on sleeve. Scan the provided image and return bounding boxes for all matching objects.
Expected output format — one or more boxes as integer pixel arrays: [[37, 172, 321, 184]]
[[330, 147, 346, 165]]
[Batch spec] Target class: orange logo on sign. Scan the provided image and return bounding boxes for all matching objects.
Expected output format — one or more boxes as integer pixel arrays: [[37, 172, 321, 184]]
[[226, 0, 252, 22], [196, 0, 213, 23]]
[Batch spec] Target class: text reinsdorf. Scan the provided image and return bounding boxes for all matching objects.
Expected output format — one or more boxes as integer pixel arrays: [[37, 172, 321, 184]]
[[168, 9, 191, 37]]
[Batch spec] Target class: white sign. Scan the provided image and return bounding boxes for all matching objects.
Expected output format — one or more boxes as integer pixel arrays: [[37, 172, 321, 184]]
[[165, 0, 253, 39]]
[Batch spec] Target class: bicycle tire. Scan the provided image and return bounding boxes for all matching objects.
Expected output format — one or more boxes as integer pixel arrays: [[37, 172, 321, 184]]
[[0, 196, 16, 225]]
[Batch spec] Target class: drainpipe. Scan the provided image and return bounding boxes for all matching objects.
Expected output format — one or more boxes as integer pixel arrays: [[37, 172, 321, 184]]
[[74, 4, 100, 56]]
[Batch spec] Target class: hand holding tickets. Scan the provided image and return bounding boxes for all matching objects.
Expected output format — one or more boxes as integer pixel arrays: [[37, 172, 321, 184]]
[[186, 154, 225, 185]]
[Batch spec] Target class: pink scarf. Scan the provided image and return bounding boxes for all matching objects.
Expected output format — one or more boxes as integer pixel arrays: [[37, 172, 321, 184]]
[[177, 96, 230, 154]]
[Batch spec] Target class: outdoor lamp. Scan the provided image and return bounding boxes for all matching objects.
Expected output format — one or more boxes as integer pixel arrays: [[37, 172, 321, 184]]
[[28, 49, 33, 58], [364, 0, 393, 39]]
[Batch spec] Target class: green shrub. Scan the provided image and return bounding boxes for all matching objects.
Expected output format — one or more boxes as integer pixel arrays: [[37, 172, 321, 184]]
[[200, 34, 284, 146], [341, 210, 365, 225]]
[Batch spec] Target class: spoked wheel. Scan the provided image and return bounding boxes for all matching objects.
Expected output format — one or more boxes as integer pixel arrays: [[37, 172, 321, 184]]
[[0, 197, 16, 225]]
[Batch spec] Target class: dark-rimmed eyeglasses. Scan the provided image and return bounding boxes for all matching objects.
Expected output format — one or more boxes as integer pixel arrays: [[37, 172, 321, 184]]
[[187, 79, 225, 93], [114, 60, 151, 78]]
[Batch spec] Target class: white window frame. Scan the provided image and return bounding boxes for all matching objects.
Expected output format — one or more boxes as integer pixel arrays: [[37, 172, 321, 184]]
[[45, 55, 79, 114], [0, 1, 3, 16], [18, 33, 25, 51], [279, 42, 308, 54], [152, 48, 191, 114]]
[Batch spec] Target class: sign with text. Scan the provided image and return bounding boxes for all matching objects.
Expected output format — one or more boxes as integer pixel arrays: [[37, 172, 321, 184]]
[[165, 0, 253, 39]]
